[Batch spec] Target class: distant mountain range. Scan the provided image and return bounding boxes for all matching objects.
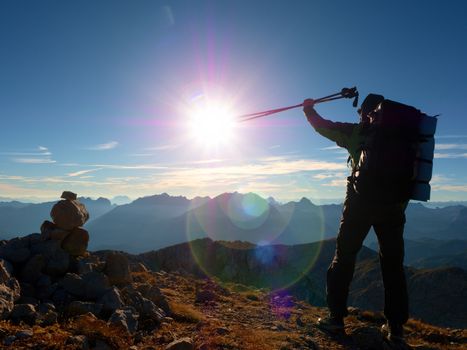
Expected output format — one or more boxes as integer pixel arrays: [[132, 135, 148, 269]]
[[86, 193, 466, 254], [85, 193, 345, 252], [2, 192, 466, 255]]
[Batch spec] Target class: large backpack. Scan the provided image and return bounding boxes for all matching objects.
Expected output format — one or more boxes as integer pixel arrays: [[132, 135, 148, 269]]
[[352, 99, 437, 203]]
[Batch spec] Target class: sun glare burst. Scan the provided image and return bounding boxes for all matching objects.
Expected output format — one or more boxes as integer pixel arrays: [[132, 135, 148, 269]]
[[188, 102, 237, 148]]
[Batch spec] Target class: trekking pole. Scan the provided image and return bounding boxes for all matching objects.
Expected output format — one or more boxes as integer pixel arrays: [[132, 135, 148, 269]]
[[238, 87, 359, 122]]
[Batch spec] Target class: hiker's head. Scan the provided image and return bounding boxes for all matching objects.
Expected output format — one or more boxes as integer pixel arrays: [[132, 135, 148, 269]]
[[358, 93, 384, 124]]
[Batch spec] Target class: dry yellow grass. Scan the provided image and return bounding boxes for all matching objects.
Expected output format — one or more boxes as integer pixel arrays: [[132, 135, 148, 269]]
[[69, 313, 132, 349], [168, 301, 205, 323]]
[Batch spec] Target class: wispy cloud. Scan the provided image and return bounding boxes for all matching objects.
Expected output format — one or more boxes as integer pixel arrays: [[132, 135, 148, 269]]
[[127, 153, 154, 157], [432, 184, 467, 192], [436, 135, 467, 139], [86, 141, 119, 150], [429, 174, 467, 193], [145, 144, 180, 151], [1, 152, 52, 156], [313, 172, 347, 180], [13, 158, 56, 164], [320, 145, 341, 151], [1, 145, 52, 157], [187, 159, 226, 165], [435, 143, 467, 150], [322, 179, 347, 187], [67, 168, 102, 177], [434, 153, 467, 159]]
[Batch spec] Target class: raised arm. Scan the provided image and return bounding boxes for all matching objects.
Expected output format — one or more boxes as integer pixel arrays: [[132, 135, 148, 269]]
[[303, 99, 356, 150]]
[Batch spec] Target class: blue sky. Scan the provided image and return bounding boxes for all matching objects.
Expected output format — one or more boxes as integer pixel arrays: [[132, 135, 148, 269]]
[[1, 0, 466, 203]]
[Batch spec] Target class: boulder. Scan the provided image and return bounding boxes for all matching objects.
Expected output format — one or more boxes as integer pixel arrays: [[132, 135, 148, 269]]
[[0, 283, 16, 319], [20, 254, 46, 283], [49, 228, 71, 242], [65, 335, 89, 350], [37, 302, 56, 314], [104, 252, 132, 286], [35, 274, 55, 300], [30, 239, 61, 258], [61, 227, 89, 256], [136, 283, 171, 315], [130, 263, 148, 273], [0, 237, 30, 263], [15, 329, 34, 340], [75, 254, 103, 275], [61, 273, 86, 298], [123, 288, 165, 322], [165, 338, 194, 350], [50, 197, 89, 230], [67, 301, 103, 318], [51, 287, 77, 310], [0, 258, 14, 284], [98, 287, 124, 314], [19, 281, 36, 299], [3, 335, 16, 346], [27, 240, 70, 278], [37, 311, 58, 326], [351, 326, 385, 350], [40, 220, 56, 240], [108, 307, 139, 334], [140, 297, 165, 321], [9, 304, 37, 325], [46, 247, 70, 277], [82, 271, 110, 299]]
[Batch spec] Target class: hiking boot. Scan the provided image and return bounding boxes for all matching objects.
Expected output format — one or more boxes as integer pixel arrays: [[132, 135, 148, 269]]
[[381, 322, 404, 342], [316, 315, 344, 333]]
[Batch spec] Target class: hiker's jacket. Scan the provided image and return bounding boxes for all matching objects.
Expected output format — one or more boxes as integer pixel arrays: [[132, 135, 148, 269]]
[[304, 107, 366, 171], [304, 106, 409, 207]]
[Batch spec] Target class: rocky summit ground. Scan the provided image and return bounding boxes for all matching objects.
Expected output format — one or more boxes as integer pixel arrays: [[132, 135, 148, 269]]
[[0, 268, 465, 350]]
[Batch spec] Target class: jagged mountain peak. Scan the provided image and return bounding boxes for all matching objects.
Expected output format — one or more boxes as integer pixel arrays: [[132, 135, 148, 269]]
[[132, 193, 190, 206]]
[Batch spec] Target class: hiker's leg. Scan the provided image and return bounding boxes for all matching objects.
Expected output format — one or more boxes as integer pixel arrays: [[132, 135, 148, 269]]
[[327, 188, 372, 319], [374, 205, 408, 325]]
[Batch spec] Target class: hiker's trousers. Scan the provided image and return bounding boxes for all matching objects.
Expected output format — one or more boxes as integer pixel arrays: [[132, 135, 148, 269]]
[[326, 179, 409, 325]]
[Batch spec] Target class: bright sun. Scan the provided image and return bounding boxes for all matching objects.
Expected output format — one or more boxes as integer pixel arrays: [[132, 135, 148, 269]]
[[188, 102, 237, 148]]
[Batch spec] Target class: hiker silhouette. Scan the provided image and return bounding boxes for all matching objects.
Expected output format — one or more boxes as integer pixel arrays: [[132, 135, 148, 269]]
[[303, 94, 408, 343]]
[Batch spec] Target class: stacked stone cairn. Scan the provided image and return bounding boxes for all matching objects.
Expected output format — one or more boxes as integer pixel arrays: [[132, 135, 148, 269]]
[[0, 191, 169, 337]]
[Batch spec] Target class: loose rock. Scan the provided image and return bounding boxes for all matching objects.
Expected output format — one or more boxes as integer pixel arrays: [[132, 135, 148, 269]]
[[351, 326, 385, 350], [0, 258, 13, 283], [104, 252, 132, 286], [98, 286, 124, 313], [61, 273, 86, 298], [0, 237, 30, 263], [67, 301, 103, 318], [20, 254, 46, 283], [165, 337, 194, 350], [61, 227, 89, 256], [65, 335, 90, 350], [82, 271, 110, 299], [10, 304, 37, 325], [0, 283, 16, 320], [15, 329, 34, 339], [108, 307, 139, 334]]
